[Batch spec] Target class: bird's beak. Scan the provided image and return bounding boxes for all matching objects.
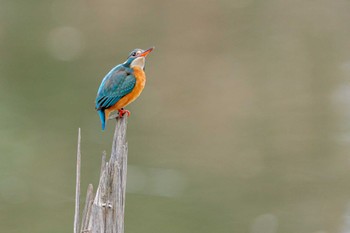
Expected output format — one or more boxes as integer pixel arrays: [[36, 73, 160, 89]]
[[139, 47, 154, 57]]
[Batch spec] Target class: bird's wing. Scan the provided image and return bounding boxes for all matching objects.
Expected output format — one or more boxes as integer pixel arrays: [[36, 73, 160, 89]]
[[95, 66, 136, 110]]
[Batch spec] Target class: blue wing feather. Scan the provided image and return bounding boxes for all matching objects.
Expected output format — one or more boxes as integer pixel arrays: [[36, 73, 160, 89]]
[[95, 65, 136, 110]]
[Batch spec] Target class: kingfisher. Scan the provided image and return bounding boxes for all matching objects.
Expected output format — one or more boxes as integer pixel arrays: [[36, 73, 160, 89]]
[[95, 47, 154, 130]]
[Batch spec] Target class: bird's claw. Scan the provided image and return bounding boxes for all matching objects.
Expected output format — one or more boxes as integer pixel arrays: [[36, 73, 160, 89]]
[[118, 109, 130, 118]]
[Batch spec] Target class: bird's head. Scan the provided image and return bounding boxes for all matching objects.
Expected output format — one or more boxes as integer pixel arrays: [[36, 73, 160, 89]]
[[123, 47, 154, 70]]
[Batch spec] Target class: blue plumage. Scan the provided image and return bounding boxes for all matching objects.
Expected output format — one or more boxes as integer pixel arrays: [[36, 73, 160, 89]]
[[97, 110, 106, 130], [95, 47, 154, 130], [95, 64, 136, 129], [95, 65, 136, 110]]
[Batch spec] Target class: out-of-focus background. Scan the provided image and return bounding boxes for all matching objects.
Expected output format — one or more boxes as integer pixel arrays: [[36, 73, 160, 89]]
[[1, 0, 350, 232]]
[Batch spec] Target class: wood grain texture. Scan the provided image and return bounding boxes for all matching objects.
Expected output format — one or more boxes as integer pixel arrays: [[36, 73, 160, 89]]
[[75, 116, 128, 233], [74, 128, 81, 233]]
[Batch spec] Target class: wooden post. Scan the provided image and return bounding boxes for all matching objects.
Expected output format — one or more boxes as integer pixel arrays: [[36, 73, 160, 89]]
[[74, 128, 81, 233], [74, 116, 128, 233]]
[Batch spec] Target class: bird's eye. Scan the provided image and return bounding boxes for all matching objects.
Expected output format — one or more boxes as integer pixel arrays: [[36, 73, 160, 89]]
[[131, 52, 137, 56]]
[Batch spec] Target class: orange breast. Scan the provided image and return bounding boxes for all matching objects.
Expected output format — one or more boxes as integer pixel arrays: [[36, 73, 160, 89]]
[[105, 67, 146, 118]]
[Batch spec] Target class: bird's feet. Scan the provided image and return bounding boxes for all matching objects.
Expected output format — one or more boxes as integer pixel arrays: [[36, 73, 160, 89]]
[[118, 108, 130, 118]]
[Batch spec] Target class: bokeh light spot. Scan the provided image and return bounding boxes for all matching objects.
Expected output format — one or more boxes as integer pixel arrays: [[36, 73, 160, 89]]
[[250, 214, 278, 233], [46, 26, 84, 61], [127, 165, 187, 197]]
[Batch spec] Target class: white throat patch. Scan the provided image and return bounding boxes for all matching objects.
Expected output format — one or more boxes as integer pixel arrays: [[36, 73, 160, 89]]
[[130, 57, 145, 69]]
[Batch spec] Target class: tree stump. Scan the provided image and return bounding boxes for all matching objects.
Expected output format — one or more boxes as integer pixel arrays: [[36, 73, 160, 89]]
[[74, 116, 128, 233]]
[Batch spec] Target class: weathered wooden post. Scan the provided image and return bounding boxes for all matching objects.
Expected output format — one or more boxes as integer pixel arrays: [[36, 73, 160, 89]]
[[74, 116, 128, 233]]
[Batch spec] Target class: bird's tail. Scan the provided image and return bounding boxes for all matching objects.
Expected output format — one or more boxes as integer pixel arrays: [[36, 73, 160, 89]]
[[98, 110, 106, 130]]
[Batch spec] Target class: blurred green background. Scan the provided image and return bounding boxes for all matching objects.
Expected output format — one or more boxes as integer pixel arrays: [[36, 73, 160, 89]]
[[1, 0, 350, 232]]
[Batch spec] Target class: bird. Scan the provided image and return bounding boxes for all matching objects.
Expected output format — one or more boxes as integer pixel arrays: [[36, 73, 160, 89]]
[[95, 47, 154, 130]]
